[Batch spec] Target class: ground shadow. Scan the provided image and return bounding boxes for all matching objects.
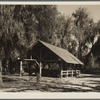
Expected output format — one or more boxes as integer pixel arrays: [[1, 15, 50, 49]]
[[80, 74, 100, 78], [2, 77, 17, 82]]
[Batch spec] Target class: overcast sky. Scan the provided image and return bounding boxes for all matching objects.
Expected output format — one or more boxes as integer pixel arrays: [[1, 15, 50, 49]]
[[57, 5, 100, 22]]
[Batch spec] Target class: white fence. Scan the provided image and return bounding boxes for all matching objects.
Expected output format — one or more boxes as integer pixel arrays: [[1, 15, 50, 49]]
[[61, 70, 80, 78]]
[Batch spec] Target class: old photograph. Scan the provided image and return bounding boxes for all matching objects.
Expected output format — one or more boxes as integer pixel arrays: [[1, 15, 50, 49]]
[[0, 2, 100, 94]]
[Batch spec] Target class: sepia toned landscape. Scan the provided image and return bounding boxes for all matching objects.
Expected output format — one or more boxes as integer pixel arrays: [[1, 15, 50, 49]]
[[0, 5, 100, 92], [1, 74, 100, 92]]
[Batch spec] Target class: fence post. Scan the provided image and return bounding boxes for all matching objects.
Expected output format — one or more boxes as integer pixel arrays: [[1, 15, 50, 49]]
[[39, 62, 42, 78], [61, 70, 63, 78], [72, 70, 73, 77], [20, 61, 23, 76], [67, 70, 68, 78]]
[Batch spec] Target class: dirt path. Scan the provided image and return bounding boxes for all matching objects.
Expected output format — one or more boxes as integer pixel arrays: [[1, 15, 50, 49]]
[[1, 74, 100, 92]]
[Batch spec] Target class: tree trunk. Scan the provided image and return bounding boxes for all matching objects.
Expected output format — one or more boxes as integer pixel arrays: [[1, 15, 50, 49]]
[[0, 59, 3, 85]]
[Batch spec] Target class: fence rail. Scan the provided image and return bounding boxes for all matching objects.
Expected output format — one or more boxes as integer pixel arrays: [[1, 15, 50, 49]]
[[61, 70, 80, 78]]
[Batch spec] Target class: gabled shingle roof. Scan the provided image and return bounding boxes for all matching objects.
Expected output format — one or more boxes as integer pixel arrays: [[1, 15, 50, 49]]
[[39, 40, 83, 65]]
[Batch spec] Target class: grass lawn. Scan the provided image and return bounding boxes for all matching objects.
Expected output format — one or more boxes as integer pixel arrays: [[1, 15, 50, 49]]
[[1, 74, 100, 92]]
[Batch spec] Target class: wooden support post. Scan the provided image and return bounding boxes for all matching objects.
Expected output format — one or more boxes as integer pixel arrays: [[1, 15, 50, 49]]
[[75, 70, 77, 77], [72, 70, 73, 77], [67, 70, 68, 78], [61, 69, 63, 78], [60, 62, 63, 78], [30, 55, 32, 59], [20, 61, 23, 76], [39, 62, 42, 77], [39, 44, 42, 78], [79, 70, 81, 75]]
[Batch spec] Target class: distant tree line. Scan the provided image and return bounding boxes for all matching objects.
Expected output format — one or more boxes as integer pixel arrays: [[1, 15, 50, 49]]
[[0, 5, 100, 84]]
